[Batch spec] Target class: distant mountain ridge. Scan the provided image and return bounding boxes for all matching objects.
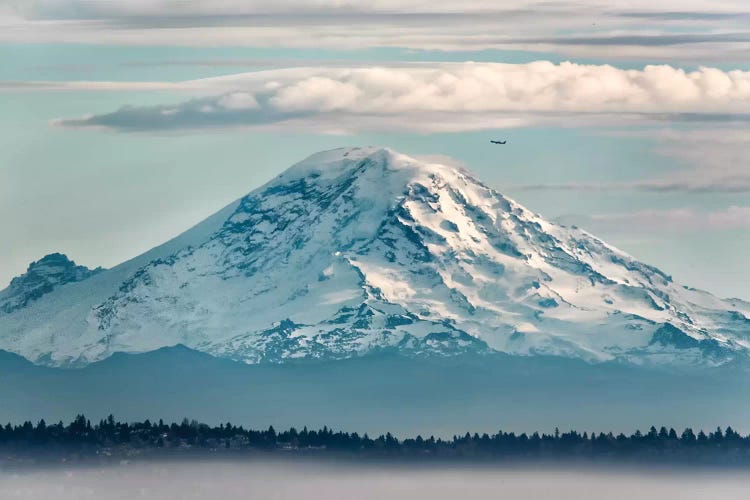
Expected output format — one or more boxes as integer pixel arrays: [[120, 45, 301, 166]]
[[1, 345, 749, 434], [1, 147, 749, 367]]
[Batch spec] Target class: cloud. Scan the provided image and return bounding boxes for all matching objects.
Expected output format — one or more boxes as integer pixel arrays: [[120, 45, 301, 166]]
[[48, 62, 750, 134], [519, 128, 750, 193], [517, 179, 750, 194], [0, 80, 189, 91], [559, 206, 750, 233], [3, 1, 750, 61], [647, 128, 750, 192], [525, 32, 750, 47]]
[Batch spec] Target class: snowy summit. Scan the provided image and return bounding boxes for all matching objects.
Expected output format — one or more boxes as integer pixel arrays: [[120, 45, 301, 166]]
[[1, 147, 749, 367]]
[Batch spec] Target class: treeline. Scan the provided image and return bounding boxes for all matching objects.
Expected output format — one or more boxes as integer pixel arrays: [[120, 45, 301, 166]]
[[2, 415, 750, 463]]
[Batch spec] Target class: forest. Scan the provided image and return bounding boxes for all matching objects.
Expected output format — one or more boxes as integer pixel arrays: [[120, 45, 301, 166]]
[[2, 415, 750, 464]]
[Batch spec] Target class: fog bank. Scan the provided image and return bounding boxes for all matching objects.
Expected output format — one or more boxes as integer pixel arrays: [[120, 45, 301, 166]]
[[2, 461, 749, 500]]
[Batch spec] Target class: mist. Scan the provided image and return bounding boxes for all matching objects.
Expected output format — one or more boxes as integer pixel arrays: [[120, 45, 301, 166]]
[[2, 460, 749, 500]]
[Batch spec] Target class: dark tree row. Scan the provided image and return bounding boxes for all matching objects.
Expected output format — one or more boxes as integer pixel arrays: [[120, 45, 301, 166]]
[[2, 415, 750, 462]]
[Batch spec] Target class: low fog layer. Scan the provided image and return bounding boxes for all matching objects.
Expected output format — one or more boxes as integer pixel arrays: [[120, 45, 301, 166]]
[[2, 461, 749, 500]]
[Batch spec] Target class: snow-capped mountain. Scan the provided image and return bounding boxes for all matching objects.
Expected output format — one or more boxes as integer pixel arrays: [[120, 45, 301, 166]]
[[2, 147, 749, 367]]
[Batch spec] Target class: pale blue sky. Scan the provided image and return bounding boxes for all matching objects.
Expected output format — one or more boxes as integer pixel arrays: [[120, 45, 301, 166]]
[[2, 1, 750, 299]]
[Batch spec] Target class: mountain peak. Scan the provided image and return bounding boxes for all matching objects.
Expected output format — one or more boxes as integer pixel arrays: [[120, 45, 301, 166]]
[[278, 147, 399, 180], [0, 253, 103, 314], [29, 252, 76, 269], [272, 147, 472, 191]]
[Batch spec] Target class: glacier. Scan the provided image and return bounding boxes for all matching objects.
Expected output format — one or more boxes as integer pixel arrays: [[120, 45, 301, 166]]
[[1, 146, 749, 367]]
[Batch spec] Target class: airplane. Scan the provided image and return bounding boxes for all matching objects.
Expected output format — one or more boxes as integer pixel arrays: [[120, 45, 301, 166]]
[[490, 140, 507, 145]]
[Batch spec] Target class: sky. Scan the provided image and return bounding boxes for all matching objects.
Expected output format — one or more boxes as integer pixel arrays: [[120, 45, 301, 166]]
[[1, 1, 750, 299]]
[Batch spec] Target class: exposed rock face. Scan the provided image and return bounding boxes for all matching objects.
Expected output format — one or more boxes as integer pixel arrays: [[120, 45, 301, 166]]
[[0, 253, 103, 314]]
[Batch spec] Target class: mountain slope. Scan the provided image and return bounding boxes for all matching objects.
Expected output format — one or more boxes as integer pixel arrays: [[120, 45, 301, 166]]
[[1, 147, 749, 367]]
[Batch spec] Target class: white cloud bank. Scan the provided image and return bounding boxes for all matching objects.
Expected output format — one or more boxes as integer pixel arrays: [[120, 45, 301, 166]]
[[52, 62, 750, 133]]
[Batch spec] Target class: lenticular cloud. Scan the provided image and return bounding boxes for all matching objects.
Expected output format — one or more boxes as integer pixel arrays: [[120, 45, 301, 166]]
[[55, 62, 750, 132]]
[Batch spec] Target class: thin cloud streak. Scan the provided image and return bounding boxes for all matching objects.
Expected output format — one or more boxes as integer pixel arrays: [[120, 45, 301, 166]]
[[516, 180, 750, 193], [518, 127, 750, 194], [559, 206, 750, 232], [2, 1, 750, 61]]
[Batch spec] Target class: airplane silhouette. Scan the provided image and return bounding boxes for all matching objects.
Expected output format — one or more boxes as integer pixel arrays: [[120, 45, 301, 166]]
[[490, 140, 507, 145]]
